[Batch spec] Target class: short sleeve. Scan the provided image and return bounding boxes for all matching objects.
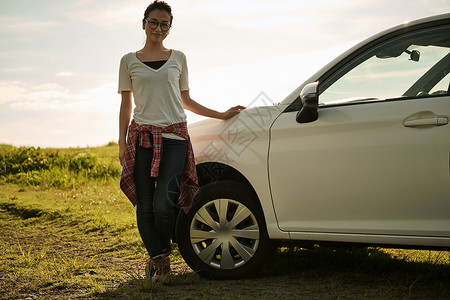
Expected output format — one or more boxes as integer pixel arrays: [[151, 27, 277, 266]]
[[179, 53, 189, 91], [118, 54, 132, 94]]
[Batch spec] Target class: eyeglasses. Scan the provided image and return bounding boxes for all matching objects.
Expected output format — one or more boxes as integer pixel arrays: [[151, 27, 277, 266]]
[[145, 19, 171, 32]]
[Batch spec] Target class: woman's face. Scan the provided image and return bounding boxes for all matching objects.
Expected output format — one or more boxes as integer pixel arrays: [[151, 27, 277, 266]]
[[143, 9, 171, 43]]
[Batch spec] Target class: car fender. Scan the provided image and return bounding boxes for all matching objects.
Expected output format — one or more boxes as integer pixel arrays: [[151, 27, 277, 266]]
[[189, 106, 290, 239]]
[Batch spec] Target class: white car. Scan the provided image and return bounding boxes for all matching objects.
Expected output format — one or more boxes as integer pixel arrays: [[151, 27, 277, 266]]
[[175, 13, 450, 279]]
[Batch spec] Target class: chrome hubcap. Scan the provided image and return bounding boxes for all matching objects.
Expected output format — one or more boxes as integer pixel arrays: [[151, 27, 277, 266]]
[[190, 199, 260, 269]]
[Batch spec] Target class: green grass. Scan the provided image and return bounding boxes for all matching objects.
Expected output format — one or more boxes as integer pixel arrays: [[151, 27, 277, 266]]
[[0, 144, 121, 189], [0, 144, 449, 299]]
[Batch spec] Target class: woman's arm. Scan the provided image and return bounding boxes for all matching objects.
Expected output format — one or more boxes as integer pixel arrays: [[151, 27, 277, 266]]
[[181, 90, 245, 120], [119, 91, 133, 165]]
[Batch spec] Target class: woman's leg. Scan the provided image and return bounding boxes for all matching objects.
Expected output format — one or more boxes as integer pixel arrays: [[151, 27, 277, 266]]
[[134, 145, 163, 257], [153, 138, 187, 251]]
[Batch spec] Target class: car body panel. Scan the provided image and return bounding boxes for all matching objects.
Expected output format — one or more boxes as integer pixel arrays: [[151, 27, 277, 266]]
[[269, 96, 450, 245]]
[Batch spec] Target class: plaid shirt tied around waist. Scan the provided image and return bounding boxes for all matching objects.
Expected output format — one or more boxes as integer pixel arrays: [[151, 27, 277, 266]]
[[120, 120, 199, 213]]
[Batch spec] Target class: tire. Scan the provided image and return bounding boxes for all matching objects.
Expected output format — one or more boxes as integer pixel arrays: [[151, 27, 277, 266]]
[[175, 180, 275, 279]]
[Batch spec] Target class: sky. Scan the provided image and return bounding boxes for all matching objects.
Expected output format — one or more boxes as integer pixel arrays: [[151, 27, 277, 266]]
[[1, 0, 449, 148]]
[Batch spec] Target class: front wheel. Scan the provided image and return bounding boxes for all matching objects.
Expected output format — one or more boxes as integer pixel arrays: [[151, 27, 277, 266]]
[[175, 180, 275, 279]]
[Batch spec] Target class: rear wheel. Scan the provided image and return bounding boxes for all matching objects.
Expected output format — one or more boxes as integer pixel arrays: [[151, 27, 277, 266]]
[[176, 180, 275, 279]]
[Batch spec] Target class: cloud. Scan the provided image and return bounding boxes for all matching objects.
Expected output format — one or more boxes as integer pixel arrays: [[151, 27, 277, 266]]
[[0, 16, 61, 32], [0, 106, 117, 148], [0, 80, 120, 148], [1, 67, 35, 73], [2, 0, 449, 148], [0, 81, 70, 109], [0, 80, 118, 113], [60, 0, 143, 31], [172, 0, 450, 71], [56, 72, 75, 77]]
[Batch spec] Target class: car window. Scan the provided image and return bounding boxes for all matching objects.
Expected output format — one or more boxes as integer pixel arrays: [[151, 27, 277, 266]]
[[429, 71, 450, 95], [319, 24, 450, 106]]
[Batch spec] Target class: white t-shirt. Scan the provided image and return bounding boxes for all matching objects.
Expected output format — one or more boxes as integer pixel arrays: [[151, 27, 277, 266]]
[[118, 49, 189, 140]]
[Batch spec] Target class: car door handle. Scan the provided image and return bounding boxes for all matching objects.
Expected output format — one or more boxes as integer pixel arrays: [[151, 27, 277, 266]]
[[403, 116, 449, 127]]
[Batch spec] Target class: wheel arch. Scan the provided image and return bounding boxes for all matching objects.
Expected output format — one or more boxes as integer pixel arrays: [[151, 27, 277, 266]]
[[194, 161, 289, 242], [196, 162, 261, 208]]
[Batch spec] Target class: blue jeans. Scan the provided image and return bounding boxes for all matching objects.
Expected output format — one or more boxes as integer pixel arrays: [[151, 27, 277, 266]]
[[134, 137, 187, 257]]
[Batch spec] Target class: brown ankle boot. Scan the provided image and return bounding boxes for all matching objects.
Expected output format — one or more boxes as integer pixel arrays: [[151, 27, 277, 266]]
[[151, 255, 169, 283]]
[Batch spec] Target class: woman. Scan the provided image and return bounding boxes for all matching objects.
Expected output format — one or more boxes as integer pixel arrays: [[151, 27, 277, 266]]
[[118, 1, 244, 282]]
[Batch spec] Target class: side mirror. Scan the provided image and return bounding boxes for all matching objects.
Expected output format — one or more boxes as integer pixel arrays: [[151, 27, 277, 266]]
[[405, 49, 420, 62], [296, 82, 319, 123]]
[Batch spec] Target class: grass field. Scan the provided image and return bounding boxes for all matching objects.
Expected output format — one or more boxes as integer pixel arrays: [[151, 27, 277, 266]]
[[1, 144, 449, 299]]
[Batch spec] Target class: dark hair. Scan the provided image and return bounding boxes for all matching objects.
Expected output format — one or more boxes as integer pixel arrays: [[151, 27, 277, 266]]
[[143, 1, 173, 24]]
